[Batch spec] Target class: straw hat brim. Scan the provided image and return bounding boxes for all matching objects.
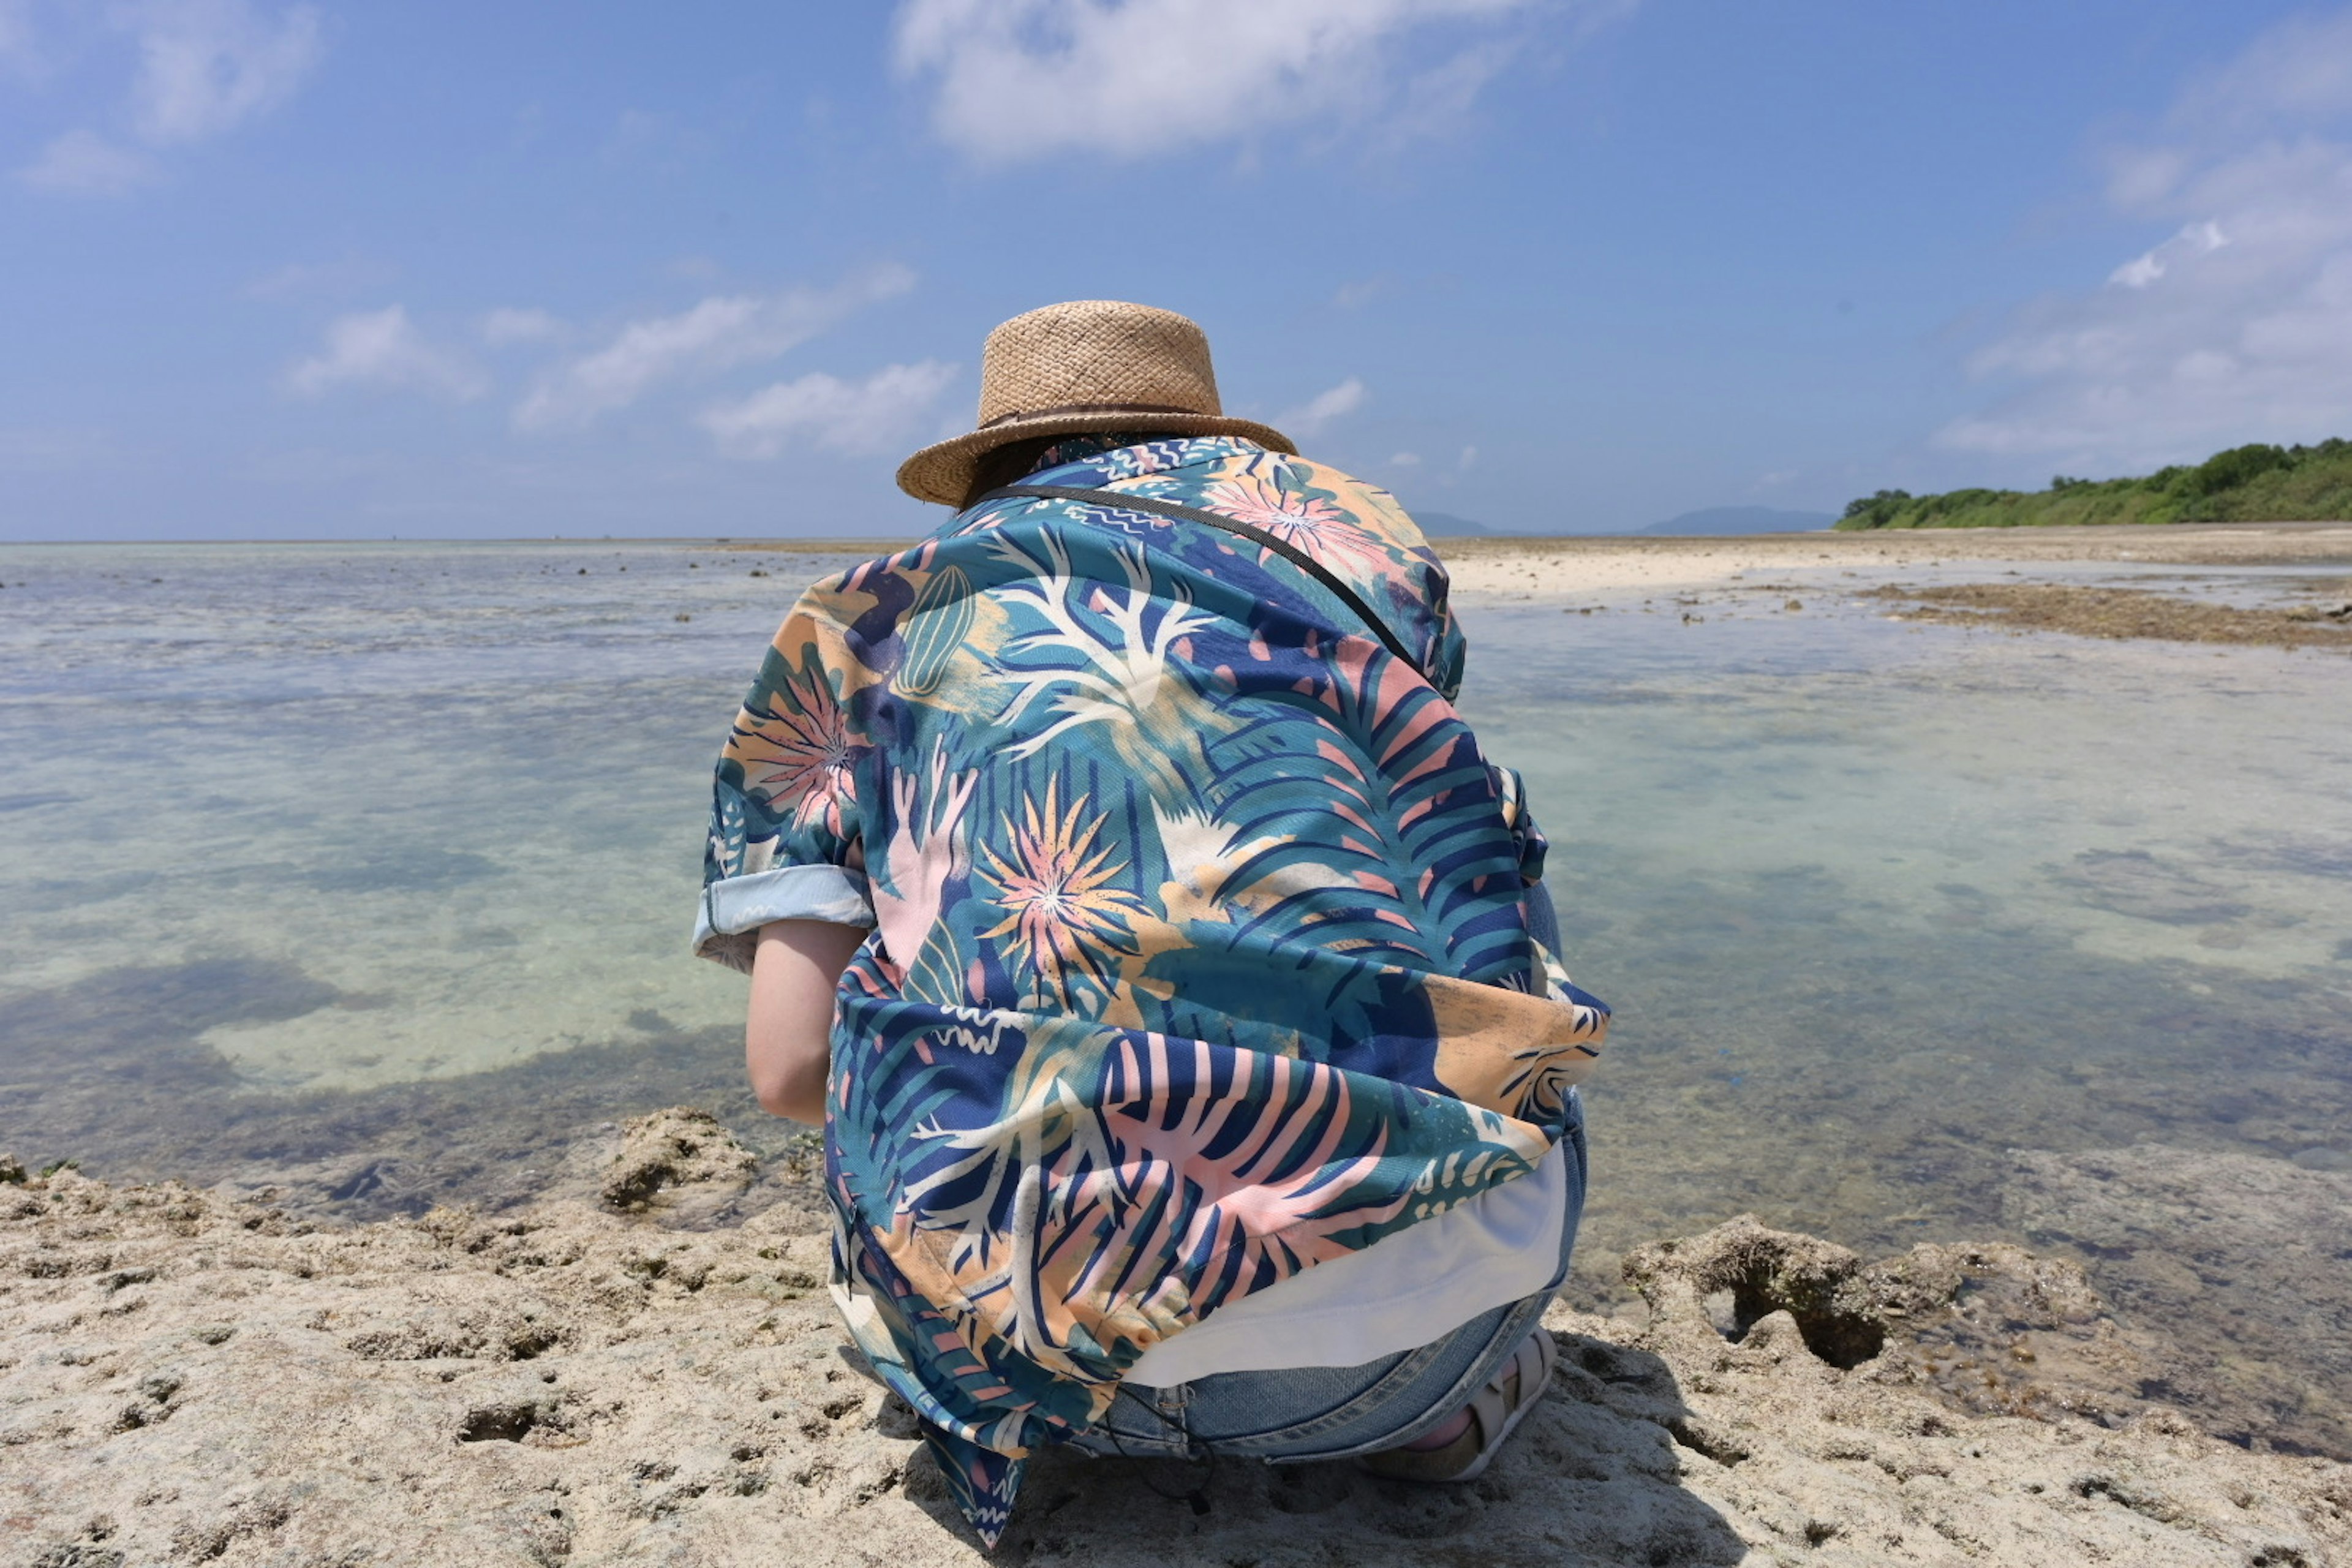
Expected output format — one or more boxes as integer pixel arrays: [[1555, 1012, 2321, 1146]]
[[896, 411, 1297, 507]]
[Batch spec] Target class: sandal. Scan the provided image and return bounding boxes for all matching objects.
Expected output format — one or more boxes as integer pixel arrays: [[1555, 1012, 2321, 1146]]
[[1356, 1327, 1557, 1483]]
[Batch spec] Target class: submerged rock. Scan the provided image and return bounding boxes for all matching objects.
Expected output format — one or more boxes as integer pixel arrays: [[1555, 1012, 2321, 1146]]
[[2004, 1144, 2352, 1457], [1, 1117, 2345, 1566], [2054, 849, 2253, 926], [1861, 580, 2352, 652]]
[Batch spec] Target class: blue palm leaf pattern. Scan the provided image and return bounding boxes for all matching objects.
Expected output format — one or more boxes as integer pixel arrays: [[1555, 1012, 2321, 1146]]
[[698, 436, 1607, 1544]]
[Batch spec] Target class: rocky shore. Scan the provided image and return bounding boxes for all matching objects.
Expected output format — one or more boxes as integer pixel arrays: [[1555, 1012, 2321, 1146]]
[[1865, 581, 2352, 652], [5, 1110, 2345, 1567]]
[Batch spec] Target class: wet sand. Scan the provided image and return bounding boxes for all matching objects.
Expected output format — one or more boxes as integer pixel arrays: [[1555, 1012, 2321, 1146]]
[[1436, 521, 2352, 598]]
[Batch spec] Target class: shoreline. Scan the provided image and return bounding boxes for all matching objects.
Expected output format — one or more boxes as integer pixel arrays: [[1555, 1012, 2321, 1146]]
[[5, 1112, 2348, 1566], [707, 522, 2352, 633], [1434, 521, 2352, 598], [7, 533, 2350, 1562]]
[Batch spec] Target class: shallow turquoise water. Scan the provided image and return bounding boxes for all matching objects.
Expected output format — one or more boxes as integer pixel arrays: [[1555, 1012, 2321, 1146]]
[[4, 540, 2349, 1441], [1460, 595, 2352, 1235], [0, 541, 859, 1200]]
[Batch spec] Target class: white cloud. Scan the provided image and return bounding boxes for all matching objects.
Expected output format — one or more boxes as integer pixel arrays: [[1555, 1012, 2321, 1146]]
[[1387, 450, 1422, 467], [17, 129, 153, 194], [480, 307, 565, 347], [286, 307, 488, 401], [13, 1, 320, 197], [2176, 8, 2352, 129], [514, 264, 916, 431], [1940, 7, 2352, 465], [2107, 220, 2228, 288], [892, 0, 1552, 164], [124, 0, 323, 145], [1457, 443, 1479, 470], [699, 361, 960, 459], [1379, 34, 1520, 151], [1275, 376, 1366, 435]]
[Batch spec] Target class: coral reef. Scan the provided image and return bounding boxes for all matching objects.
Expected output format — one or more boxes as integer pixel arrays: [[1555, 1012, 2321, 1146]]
[[2, 1116, 2345, 1566]]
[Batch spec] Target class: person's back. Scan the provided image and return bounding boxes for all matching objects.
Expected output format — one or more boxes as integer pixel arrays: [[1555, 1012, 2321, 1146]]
[[695, 302, 1607, 1545]]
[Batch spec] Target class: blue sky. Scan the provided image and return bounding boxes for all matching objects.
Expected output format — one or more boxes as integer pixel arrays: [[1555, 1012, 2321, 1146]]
[[4, 0, 2348, 540]]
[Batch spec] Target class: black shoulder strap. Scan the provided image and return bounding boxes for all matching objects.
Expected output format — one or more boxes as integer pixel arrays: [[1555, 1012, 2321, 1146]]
[[976, 483, 1425, 674]]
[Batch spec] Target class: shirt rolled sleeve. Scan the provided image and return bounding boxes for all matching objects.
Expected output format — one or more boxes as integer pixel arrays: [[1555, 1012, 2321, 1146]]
[[693, 862, 875, 974]]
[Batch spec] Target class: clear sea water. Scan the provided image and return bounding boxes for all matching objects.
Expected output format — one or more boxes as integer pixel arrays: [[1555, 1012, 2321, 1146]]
[[4, 540, 2348, 1444]]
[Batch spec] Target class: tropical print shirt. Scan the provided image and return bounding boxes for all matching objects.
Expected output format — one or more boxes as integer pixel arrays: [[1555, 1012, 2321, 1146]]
[[695, 435, 1607, 1545]]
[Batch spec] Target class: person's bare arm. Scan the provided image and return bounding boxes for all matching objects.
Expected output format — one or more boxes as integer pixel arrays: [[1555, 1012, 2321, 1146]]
[[745, 919, 867, 1125]]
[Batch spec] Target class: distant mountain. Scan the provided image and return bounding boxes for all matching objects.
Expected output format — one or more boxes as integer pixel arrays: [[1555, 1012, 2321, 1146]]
[[1644, 506, 1834, 535], [1413, 510, 1503, 536]]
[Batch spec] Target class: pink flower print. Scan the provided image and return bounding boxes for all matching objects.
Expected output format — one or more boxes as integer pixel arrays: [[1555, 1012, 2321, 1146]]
[[732, 662, 861, 836], [978, 778, 1146, 1007], [1202, 477, 1396, 579]]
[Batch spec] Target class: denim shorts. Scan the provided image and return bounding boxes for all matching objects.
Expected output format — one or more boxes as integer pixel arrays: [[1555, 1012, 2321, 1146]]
[[1069, 1086, 1586, 1464]]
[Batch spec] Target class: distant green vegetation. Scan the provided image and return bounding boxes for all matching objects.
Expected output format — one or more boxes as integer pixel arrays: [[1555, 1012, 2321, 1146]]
[[1837, 439, 2352, 530]]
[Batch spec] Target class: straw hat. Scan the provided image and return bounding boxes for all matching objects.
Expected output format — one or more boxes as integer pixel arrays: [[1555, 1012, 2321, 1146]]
[[895, 300, 1296, 505]]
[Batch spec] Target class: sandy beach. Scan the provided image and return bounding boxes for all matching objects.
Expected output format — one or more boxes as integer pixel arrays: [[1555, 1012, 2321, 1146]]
[[1433, 520, 2352, 598]]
